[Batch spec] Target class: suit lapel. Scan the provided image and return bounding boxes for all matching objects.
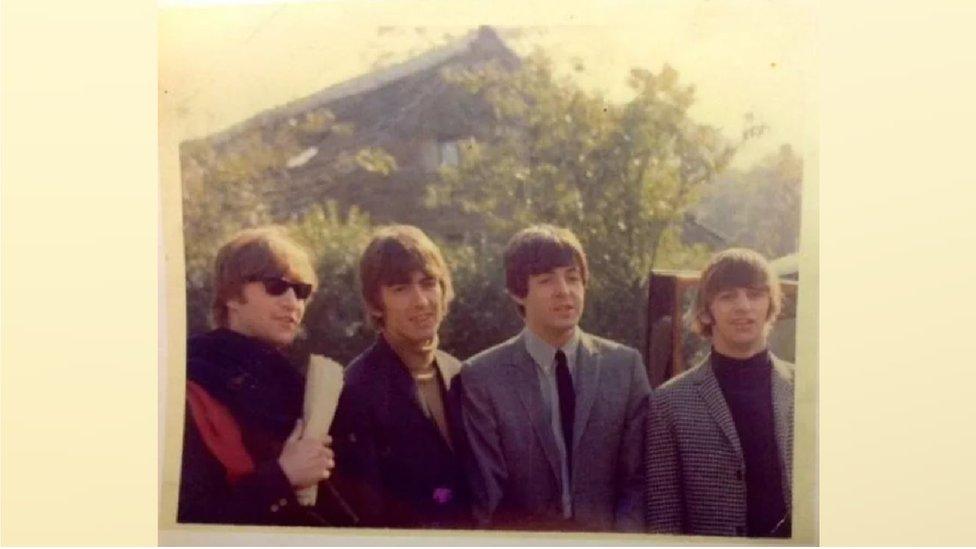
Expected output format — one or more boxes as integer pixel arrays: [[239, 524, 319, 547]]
[[771, 355, 794, 508], [435, 351, 465, 455], [694, 357, 745, 463], [378, 340, 423, 412], [437, 351, 461, 389], [571, 333, 601, 461], [508, 337, 562, 483], [375, 337, 452, 454]]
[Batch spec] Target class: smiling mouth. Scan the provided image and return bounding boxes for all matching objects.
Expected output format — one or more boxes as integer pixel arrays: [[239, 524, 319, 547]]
[[731, 319, 756, 327]]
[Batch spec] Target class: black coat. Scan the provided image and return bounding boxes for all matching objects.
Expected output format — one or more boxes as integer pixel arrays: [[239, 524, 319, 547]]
[[330, 336, 472, 529], [177, 328, 355, 527]]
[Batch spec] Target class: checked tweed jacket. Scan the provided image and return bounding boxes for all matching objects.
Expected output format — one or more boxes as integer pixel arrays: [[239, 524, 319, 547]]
[[645, 354, 794, 537]]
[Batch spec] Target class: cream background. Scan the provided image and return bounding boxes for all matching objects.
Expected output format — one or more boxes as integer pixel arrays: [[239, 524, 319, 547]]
[[2, 0, 976, 545], [157, 1, 817, 544]]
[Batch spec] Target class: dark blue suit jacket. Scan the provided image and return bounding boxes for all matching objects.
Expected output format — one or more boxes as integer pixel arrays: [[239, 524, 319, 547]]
[[330, 336, 472, 529]]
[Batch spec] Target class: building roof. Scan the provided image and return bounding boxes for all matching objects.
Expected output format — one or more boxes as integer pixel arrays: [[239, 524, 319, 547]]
[[771, 252, 799, 276], [206, 26, 517, 147]]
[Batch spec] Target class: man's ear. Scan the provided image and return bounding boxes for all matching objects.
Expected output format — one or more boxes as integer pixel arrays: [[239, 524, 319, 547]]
[[225, 295, 244, 313], [366, 304, 384, 325], [698, 312, 712, 326], [507, 290, 525, 307]]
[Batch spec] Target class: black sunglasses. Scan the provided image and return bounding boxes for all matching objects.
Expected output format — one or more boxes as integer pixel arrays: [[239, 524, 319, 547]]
[[250, 276, 313, 300]]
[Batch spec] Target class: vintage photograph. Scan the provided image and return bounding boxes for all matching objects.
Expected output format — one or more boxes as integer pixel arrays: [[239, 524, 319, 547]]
[[159, 1, 816, 543]]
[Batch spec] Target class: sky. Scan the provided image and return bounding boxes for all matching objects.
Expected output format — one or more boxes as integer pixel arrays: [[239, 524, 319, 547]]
[[160, 0, 815, 168]]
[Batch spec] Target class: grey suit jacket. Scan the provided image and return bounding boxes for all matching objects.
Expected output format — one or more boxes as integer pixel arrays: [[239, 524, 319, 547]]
[[459, 331, 650, 532], [645, 354, 794, 537]]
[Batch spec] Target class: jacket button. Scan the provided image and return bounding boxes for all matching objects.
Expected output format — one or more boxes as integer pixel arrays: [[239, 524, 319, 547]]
[[270, 504, 280, 513], [279, 498, 288, 506]]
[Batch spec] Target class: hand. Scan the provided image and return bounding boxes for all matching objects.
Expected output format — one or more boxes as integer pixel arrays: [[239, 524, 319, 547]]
[[278, 419, 335, 489]]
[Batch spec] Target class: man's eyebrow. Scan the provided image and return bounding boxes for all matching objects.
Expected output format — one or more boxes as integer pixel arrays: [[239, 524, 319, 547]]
[[534, 263, 576, 273]]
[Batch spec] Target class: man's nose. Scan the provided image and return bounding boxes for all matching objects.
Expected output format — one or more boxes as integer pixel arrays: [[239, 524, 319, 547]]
[[553, 275, 570, 294], [409, 285, 429, 306], [281, 288, 301, 308]]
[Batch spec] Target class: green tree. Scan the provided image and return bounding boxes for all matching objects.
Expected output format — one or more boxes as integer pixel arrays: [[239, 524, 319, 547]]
[[696, 144, 803, 259], [438, 240, 522, 359], [181, 106, 394, 337], [425, 53, 751, 351], [286, 201, 375, 364]]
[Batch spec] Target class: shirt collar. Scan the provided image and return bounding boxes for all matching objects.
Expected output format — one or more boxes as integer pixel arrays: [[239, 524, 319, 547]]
[[523, 326, 581, 373]]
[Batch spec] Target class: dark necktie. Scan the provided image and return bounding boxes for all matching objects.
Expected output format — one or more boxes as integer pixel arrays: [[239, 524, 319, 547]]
[[555, 349, 576, 477]]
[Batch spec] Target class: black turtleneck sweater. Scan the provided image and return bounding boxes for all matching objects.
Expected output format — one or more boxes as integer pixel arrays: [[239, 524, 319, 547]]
[[711, 349, 789, 538]]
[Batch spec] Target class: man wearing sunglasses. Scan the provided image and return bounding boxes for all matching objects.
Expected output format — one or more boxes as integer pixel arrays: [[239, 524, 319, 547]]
[[177, 226, 352, 526]]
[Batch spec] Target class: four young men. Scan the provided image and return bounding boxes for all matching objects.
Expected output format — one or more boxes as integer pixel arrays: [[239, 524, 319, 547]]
[[178, 224, 795, 538]]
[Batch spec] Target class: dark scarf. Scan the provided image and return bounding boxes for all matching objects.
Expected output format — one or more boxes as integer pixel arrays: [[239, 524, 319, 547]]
[[186, 328, 304, 442]]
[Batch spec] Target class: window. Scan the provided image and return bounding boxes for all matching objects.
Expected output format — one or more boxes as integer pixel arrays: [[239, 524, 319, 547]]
[[286, 146, 318, 169], [420, 139, 463, 171], [439, 141, 460, 167]]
